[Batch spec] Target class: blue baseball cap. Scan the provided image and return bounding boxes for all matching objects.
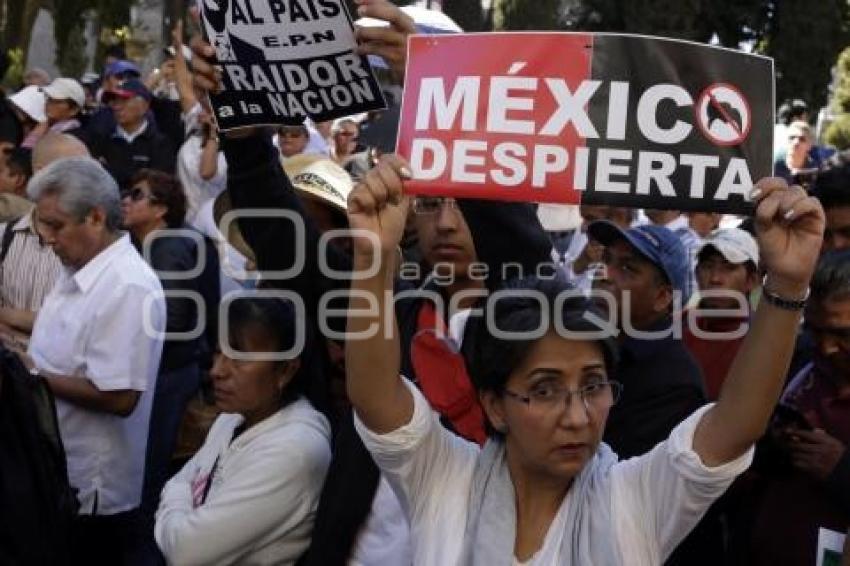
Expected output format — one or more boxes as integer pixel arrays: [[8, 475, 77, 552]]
[[587, 220, 690, 298], [103, 79, 152, 103], [104, 60, 140, 78]]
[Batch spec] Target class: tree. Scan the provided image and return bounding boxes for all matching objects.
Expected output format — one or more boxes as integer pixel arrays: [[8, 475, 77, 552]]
[[1, 0, 46, 60], [832, 46, 850, 115], [823, 115, 850, 150], [757, 0, 850, 112], [443, 0, 485, 32], [497, 0, 565, 30], [565, 0, 703, 41], [563, 0, 768, 45], [51, 0, 130, 72]]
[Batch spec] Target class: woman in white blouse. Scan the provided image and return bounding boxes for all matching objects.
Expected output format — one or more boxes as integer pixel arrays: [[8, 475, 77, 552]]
[[154, 297, 332, 565], [343, 156, 825, 565]]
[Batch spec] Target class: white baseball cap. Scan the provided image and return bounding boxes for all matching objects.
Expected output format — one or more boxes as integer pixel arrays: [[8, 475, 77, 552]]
[[41, 78, 86, 108], [699, 227, 759, 266], [8, 85, 46, 123]]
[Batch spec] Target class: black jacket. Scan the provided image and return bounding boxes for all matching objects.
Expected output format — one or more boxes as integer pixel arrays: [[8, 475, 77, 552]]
[[132, 227, 220, 372], [90, 124, 176, 188], [604, 317, 706, 459]]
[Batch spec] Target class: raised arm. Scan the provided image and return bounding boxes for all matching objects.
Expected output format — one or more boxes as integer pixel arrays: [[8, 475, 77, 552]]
[[345, 156, 414, 433], [190, 37, 350, 317], [693, 179, 825, 466], [353, 0, 416, 84], [171, 20, 198, 115]]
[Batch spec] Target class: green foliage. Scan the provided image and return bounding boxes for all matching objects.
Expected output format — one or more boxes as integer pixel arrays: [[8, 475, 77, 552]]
[[823, 114, 850, 150], [758, 0, 850, 113], [57, 23, 88, 78], [831, 47, 850, 114], [4, 47, 24, 88]]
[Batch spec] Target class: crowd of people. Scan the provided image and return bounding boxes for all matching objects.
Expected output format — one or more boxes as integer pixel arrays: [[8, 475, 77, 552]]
[[0, 0, 848, 565]]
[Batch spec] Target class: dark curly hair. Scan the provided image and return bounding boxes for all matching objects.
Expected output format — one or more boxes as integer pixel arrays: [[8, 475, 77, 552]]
[[130, 169, 187, 228]]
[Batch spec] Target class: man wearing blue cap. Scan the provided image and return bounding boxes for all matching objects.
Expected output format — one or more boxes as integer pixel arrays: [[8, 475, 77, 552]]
[[587, 219, 713, 565], [103, 61, 141, 92], [86, 60, 143, 139], [90, 79, 175, 188], [587, 220, 705, 458]]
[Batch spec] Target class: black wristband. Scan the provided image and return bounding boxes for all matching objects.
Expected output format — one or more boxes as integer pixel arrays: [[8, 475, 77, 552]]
[[761, 284, 810, 311]]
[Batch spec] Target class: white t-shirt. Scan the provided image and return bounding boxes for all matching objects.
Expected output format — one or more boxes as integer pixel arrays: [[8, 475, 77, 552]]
[[355, 379, 753, 565], [29, 234, 165, 515], [155, 399, 332, 566]]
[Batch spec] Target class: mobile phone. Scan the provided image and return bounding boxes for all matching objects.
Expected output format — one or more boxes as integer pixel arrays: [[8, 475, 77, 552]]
[[774, 403, 813, 431]]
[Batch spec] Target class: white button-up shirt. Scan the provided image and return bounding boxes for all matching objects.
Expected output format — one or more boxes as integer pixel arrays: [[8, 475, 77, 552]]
[[29, 234, 165, 515]]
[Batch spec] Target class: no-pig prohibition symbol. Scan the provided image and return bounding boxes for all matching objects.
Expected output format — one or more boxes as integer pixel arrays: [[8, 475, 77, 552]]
[[695, 83, 751, 146]]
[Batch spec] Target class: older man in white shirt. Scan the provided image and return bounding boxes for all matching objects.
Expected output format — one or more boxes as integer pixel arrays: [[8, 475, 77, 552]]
[[19, 157, 165, 564]]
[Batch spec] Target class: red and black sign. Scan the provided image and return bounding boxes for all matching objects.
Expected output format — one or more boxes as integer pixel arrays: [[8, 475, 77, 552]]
[[396, 33, 774, 214]]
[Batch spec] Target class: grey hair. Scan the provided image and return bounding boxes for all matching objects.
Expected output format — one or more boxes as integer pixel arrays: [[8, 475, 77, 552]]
[[27, 157, 122, 231]]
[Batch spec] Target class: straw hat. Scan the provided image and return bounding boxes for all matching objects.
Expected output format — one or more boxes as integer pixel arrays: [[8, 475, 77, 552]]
[[283, 154, 354, 213], [213, 153, 354, 261]]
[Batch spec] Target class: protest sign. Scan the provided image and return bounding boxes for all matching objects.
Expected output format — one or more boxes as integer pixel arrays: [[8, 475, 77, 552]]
[[200, 0, 386, 131], [396, 33, 774, 214], [816, 528, 846, 566]]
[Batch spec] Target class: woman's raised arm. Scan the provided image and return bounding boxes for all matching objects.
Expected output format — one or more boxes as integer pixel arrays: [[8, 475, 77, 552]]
[[345, 156, 414, 433], [693, 178, 825, 466]]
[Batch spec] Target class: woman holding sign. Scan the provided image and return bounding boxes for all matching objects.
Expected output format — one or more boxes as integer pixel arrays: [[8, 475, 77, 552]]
[[343, 154, 824, 564]]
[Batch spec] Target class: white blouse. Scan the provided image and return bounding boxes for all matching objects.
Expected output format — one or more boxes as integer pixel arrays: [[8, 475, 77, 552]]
[[355, 379, 753, 565], [156, 399, 332, 565]]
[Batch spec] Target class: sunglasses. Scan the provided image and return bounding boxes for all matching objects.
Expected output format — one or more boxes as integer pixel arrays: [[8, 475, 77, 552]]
[[120, 187, 156, 202]]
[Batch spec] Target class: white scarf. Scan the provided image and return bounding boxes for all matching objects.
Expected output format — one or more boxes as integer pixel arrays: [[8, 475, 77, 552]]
[[461, 438, 620, 565]]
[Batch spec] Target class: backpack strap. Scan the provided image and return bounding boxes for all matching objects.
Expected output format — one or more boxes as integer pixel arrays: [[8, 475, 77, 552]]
[[0, 217, 21, 265]]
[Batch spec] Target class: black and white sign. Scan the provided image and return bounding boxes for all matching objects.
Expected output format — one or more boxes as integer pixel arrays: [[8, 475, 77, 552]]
[[200, 0, 386, 131]]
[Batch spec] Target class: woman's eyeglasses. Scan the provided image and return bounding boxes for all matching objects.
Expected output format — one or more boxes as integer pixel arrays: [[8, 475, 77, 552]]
[[503, 380, 623, 415], [120, 187, 156, 202], [412, 197, 460, 216]]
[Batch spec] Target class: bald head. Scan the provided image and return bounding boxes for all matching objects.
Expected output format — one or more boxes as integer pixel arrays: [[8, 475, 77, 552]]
[[32, 133, 90, 173]]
